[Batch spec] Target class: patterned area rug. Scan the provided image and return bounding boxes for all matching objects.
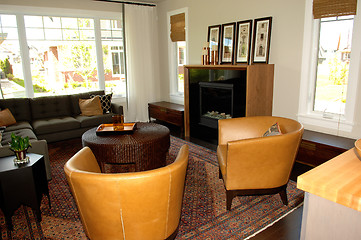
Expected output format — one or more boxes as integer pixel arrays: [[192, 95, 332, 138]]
[[0, 136, 304, 239]]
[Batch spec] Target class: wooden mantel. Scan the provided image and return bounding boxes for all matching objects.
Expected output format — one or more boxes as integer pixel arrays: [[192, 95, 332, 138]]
[[183, 64, 274, 139]]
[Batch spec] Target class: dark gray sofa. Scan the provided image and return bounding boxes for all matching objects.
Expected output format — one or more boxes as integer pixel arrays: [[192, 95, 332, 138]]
[[0, 90, 123, 180]]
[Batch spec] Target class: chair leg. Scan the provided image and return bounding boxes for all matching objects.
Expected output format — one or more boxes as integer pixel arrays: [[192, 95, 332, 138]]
[[279, 188, 288, 206], [226, 190, 235, 211]]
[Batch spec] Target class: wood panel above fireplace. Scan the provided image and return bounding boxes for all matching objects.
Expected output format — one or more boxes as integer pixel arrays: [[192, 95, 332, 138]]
[[183, 64, 274, 143]]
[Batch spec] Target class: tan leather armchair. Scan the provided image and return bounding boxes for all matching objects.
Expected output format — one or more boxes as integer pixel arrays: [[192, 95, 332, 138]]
[[64, 145, 189, 240], [217, 116, 304, 210]]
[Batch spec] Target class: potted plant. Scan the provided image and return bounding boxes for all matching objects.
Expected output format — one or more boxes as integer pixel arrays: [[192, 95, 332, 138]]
[[9, 133, 32, 163]]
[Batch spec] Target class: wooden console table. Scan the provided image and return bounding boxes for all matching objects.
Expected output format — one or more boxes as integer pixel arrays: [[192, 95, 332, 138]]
[[148, 101, 184, 135]]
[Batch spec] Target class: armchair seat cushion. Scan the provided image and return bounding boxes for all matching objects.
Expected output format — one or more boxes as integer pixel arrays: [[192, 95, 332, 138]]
[[32, 117, 80, 135]]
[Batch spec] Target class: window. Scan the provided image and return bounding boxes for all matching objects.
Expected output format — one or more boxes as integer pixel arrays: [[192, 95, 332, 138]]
[[100, 19, 126, 96], [0, 14, 26, 98], [0, 12, 125, 98], [176, 41, 186, 93], [168, 9, 188, 100], [298, 0, 361, 134], [313, 16, 354, 116]]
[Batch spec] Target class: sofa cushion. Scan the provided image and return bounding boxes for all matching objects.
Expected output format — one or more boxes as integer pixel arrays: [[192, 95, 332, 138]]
[[32, 116, 81, 135], [79, 97, 103, 116], [4, 121, 33, 132], [70, 90, 105, 116], [30, 95, 72, 120], [0, 98, 31, 122], [1, 129, 37, 145], [75, 113, 113, 128], [0, 108, 16, 126], [90, 93, 112, 113]]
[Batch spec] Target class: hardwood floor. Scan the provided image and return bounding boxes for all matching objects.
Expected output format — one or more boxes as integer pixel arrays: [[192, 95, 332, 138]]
[[161, 121, 312, 240]]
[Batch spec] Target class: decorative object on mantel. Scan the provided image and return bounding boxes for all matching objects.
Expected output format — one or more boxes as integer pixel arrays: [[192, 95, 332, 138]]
[[202, 42, 210, 65], [9, 133, 32, 164], [252, 16, 272, 64], [235, 19, 253, 65], [220, 22, 236, 64]]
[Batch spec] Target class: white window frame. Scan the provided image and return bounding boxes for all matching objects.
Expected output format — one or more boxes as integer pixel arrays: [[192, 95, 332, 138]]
[[167, 8, 188, 104], [0, 4, 124, 99], [298, 0, 361, 135]]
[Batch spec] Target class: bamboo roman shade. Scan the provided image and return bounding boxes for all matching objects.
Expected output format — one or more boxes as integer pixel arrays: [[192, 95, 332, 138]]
[[313, 0, 357, 19], [170, 13, 185, 42]]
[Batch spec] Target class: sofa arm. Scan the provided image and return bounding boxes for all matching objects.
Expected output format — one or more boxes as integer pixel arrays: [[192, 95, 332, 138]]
[[111, 102, 124, 115], [0, 140, 52, 181]]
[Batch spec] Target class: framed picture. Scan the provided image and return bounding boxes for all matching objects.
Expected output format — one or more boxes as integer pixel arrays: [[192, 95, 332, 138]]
[[220, 22, 236, 64], [235, 20, 253, 64], [252, 17, 272, 64], [207, 25, 221, 55]]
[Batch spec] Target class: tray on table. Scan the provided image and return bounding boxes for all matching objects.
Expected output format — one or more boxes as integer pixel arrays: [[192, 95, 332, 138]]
[[96, 123, 136, 135]]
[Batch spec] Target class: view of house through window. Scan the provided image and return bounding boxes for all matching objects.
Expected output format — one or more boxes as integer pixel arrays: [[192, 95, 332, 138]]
[[314, 16, 354, 115], [0, 14, 125, 99], [176, 41, 186, 93], [0, 14, 26, 98]]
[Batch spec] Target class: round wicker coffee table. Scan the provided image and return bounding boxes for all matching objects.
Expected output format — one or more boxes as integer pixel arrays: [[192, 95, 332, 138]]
[[82, 122, 170, 173]]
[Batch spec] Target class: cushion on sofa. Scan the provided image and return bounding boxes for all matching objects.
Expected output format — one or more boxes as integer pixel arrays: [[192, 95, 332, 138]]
[[32, 116, 81, 135], [30, 95, 72, 120], [75, 113, 113, 128], [0, 98, 31, 122], [0, 108, 16, 126], [70, 90, 105, 116], [90, 93, 112, 113], [1, 129, 37, 145], [79, 97, 103, 116]]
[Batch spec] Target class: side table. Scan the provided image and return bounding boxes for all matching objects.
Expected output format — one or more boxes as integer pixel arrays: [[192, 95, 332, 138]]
[[0, 153, 50, 230]]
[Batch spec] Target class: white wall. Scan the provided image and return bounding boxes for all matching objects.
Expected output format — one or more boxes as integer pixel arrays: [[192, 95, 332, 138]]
[[157, 0, 306, 121]]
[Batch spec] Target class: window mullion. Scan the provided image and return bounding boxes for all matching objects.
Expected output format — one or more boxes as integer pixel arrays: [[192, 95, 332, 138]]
[[16, 14, 34, 98], [94, 17, 105, 90]]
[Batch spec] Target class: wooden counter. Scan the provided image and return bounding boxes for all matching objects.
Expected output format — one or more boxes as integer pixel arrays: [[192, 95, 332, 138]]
[[297, 147, 361, 212], [297, 146, 361, 239]]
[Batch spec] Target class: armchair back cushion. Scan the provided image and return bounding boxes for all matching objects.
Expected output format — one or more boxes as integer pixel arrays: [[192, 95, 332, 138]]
[[64, 145, 189, 240]]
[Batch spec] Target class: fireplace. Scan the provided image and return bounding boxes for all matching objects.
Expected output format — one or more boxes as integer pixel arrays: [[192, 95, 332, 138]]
[[184, 65, 274, 145], [199, 81, 235, 129]]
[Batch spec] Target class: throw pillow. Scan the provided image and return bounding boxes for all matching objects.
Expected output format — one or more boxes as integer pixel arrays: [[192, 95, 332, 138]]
[[263, 122, 282, 137], [79, 96, 103, 116], [0, 108, 16, 126], [90, 93, 112, 114]]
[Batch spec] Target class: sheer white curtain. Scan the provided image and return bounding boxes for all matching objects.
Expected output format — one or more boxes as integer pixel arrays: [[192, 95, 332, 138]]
[[124, 4, 160, 122]]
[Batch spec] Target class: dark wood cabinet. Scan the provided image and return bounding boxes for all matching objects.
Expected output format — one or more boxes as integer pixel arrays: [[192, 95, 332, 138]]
[[148, 101, 184, 133], [296, 130, 356, 167]]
